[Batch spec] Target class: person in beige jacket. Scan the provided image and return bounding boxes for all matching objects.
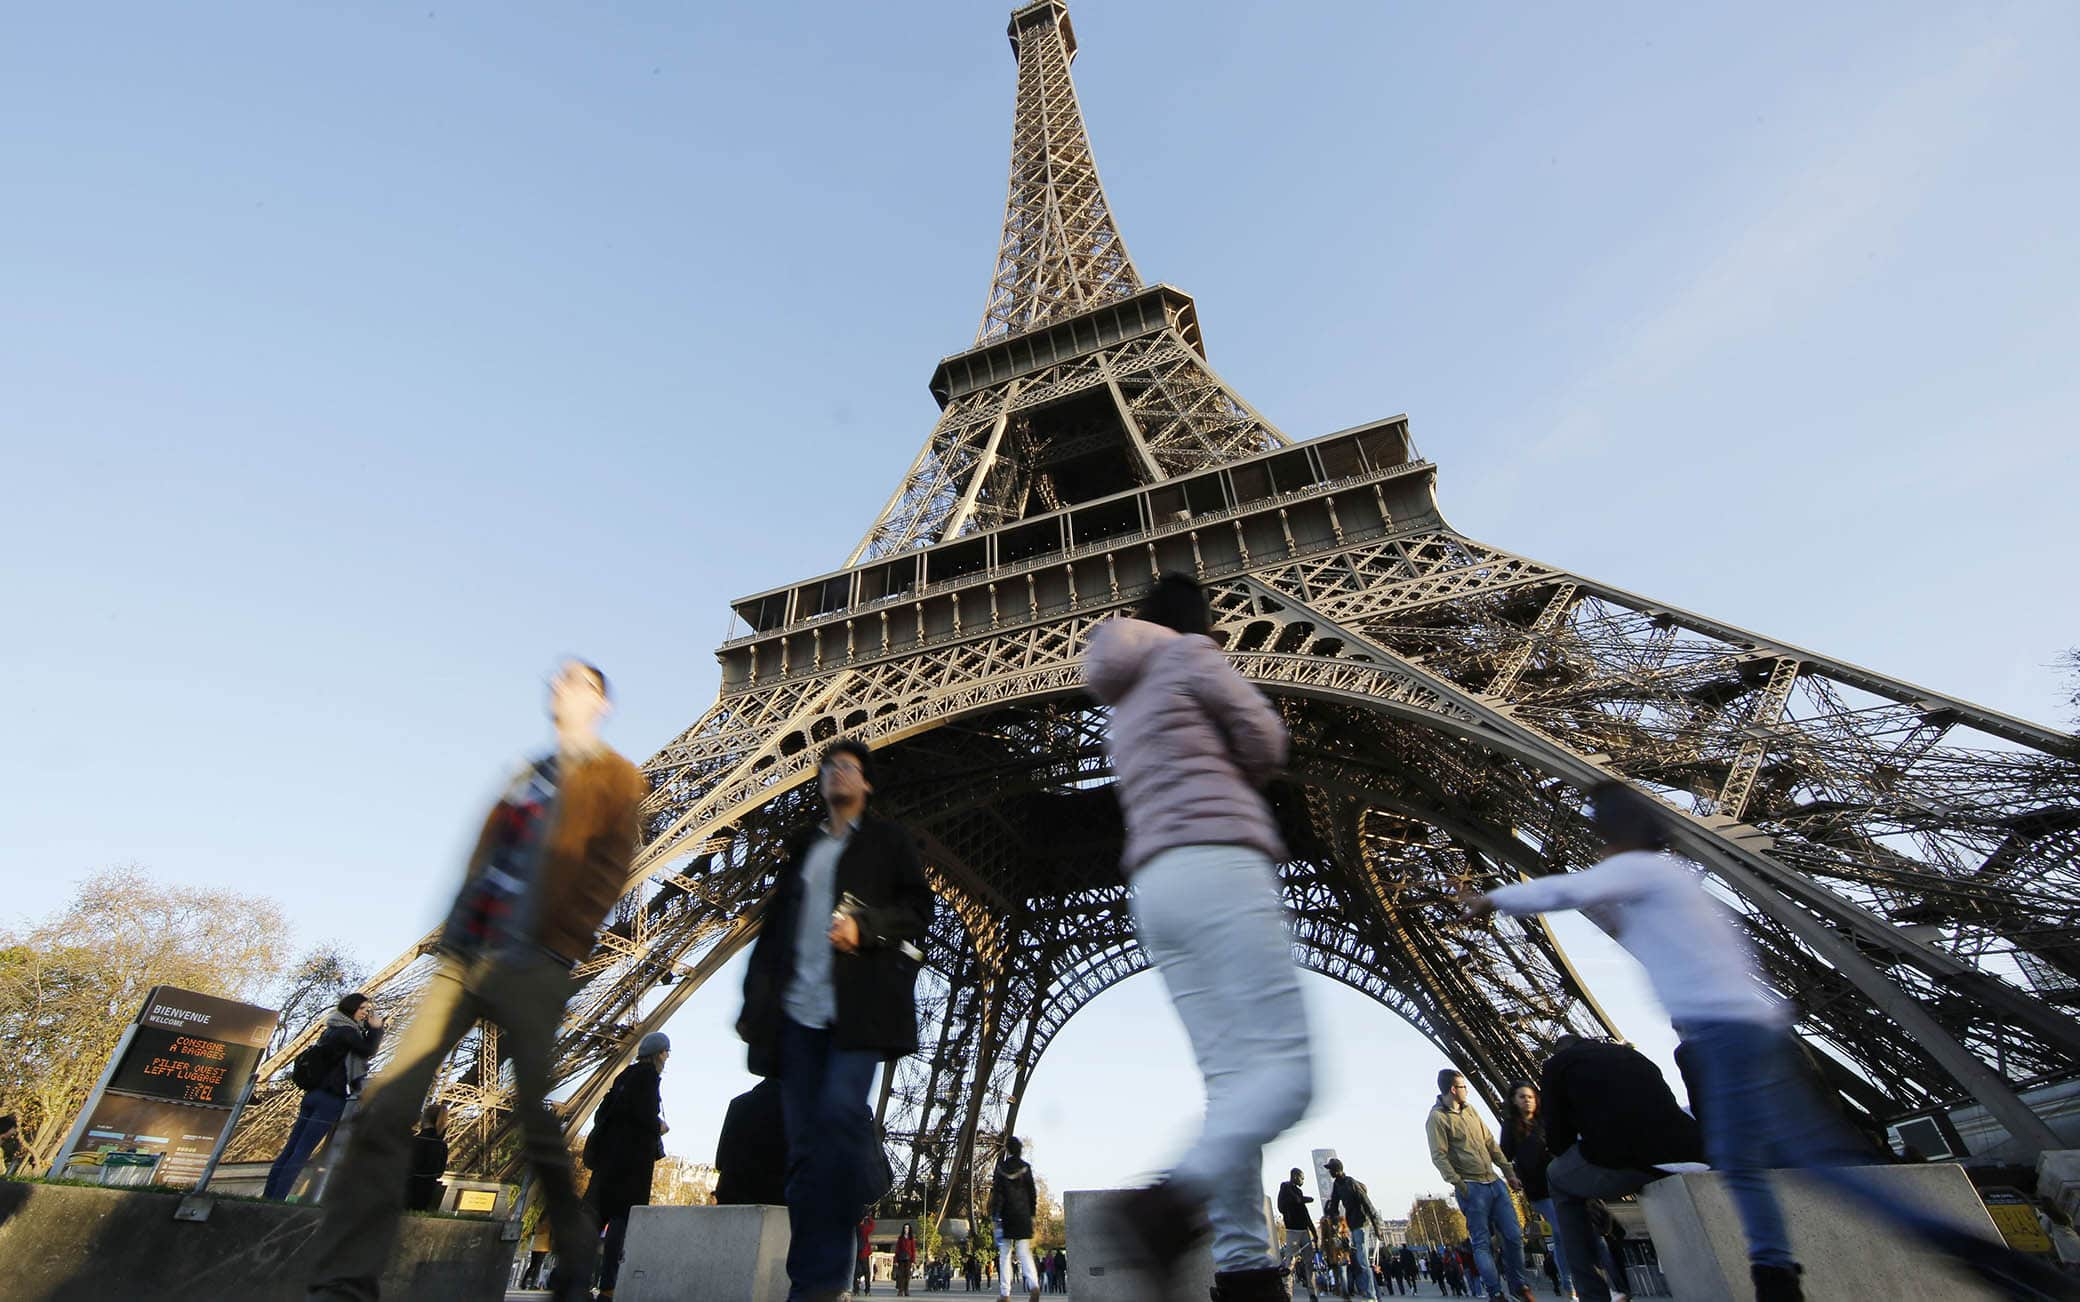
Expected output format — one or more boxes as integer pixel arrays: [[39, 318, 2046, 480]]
[[1425, 1069, 1535, 1302]]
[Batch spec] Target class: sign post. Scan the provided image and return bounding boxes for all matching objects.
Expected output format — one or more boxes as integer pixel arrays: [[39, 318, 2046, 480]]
[[51, 986, 278, 1189]]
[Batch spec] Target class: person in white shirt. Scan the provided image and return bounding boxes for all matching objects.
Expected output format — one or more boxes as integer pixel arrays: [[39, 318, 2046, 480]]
[[1463, 781, 2076, 1302]]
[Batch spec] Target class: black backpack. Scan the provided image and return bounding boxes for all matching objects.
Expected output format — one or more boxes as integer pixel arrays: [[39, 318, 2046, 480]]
[[582, 1076, 625, 1171], [289, 1037, 344, 1091]]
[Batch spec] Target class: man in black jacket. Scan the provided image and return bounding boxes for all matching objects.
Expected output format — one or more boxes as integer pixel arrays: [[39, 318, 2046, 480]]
[[989, 1136, 1041, 1301], [1539, 1036, 1702, 1302], [1322, 1158, 1380, 1300], [713, 1077, 787, 1207], [1275, 1168, 1318, 1302], [264, 992, 384, 1200], [739, 738, 934, 1302]]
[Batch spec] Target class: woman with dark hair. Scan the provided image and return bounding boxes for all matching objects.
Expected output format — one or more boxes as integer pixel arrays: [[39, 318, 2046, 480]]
[[1085, 572, 1314, 1302], [894, 1224, 919, 1296], [1499, 1080, 1576, 1300]]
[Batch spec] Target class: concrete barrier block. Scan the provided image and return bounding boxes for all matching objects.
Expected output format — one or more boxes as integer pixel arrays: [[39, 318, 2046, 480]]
[[617, 1203, 791, 1302], [1637, 1163, 2006, 1301], [0, 1180, 511, 1301], [1065, 1189, 1276, 1302]]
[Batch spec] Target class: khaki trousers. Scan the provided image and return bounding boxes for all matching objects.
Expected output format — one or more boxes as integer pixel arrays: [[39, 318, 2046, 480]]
[[306, 950, 594, 1300]]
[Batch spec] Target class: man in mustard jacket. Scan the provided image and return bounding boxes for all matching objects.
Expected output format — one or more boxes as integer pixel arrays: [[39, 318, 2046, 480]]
[[306, 660, 649, 1302], [1425, 1069, 1534, 1302]]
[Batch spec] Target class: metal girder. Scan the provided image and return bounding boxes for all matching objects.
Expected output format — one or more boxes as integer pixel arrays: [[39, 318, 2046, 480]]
[[223, 0, 2080, 1192]]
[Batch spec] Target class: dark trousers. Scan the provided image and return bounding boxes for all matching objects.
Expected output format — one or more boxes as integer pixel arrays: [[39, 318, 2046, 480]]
[[599, 1209, 632, 1292], [778, 1018, 881, 1300], [304, 952, 595, 1301], [264, 1088, 346, 1199]]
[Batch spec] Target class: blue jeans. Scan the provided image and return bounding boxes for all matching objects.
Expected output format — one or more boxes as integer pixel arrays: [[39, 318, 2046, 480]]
[[264, 1088, 346, 1199], [1681, 1018, 1985, 1272], [1530, 1197, 1574, 1294], [1130, 846, 1314, 1273], [1453, 1178, 1526, 1297], [777, 1018, 882, 1300], [1347, 1224, 1376, 1298]]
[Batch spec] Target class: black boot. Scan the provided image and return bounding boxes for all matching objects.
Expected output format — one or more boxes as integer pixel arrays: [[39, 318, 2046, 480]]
[[1212, 1266, 1293, 1301], [1749, 1263, 1802, 1302], [1118, 1178, 1212, 1296]]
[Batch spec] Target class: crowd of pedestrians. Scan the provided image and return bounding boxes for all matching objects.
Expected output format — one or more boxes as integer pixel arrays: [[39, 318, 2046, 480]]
[[230, 602, 2078, 1302]]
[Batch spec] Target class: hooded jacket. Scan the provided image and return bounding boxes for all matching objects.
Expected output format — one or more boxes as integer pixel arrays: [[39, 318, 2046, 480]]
[[1083, 618, 1288, 875], [989, 1153, 1039, 1240], [587, 1059, 666, 1217], [314, 1009, 383, 1097]]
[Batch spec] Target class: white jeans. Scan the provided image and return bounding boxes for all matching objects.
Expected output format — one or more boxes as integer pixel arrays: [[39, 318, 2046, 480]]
[[996, 1231, 1037, 1294], [1131, 844, 1315, 1272]]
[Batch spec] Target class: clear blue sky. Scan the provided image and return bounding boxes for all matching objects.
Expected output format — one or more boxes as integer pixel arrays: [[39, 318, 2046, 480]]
[[4, 0, 2076, 1220]]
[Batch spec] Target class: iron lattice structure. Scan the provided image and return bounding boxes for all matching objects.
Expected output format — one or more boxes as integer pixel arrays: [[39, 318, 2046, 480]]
[[227, 0, 2080, 1223]]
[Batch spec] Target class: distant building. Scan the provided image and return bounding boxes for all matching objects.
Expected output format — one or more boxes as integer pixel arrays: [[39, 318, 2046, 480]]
[[1377, 1217, 1410, 1249], [651, 1156, 719, 1205]]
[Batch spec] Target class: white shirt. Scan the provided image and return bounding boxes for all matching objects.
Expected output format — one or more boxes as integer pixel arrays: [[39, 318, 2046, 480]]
[[782, 821, 852, 1029], [1487, 849, 1786, 1028]]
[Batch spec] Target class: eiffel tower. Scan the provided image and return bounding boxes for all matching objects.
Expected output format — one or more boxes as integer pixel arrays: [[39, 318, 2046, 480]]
[[229, 0, 2080, 1221]]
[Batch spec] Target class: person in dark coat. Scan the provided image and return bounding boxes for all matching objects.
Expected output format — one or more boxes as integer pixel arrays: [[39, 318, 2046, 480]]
[[589, 1032, 671, 1300], [1275, 1167, 1319, 1302], [264, 992, 385, 1200], [737, 738, 933, 1302], [405, 1103, 449, 1211], [713, 1076, 787, 1206], [989, 1136, 1041, 1300], [1499, 1080, 1573, 1299], [1539, 1035, 1700, 1302]]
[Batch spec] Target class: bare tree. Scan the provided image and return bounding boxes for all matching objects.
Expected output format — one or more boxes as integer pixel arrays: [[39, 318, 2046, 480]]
[[0, 865, 290, 1167], [267, 942, 371, 1056], [2063, 648, 2080, 725]]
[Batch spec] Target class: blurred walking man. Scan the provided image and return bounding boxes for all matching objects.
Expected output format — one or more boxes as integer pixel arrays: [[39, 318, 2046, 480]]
[[737, 738, 934, 1302], [1465, 780, 2080, 1302], [304, 660, 648, 1302], [1425, 1070, 1534, 1302]]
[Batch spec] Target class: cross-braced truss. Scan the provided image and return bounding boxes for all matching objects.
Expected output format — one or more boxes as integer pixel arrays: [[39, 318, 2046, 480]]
[[227, 0, 2080, 1226]]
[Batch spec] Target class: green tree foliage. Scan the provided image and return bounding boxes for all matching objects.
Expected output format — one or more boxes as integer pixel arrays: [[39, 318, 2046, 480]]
[[1031, 1169, 1065, 1250], [0, 866, 290, 1167]]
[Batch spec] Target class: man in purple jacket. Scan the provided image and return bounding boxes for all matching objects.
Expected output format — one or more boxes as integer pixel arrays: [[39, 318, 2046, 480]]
[[1085, 572, 1314, 1302]]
